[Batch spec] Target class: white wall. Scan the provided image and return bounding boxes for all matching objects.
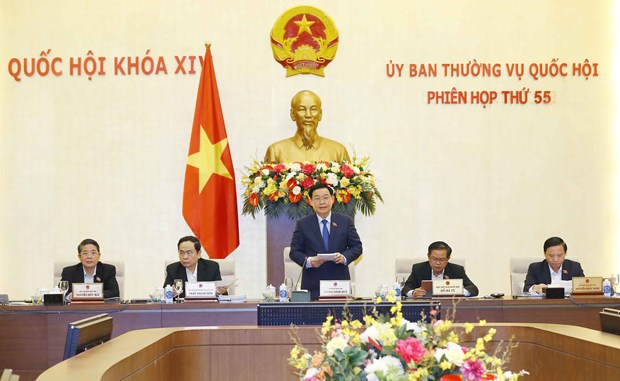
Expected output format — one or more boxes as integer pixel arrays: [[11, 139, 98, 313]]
[[0, 0, 617, 300]]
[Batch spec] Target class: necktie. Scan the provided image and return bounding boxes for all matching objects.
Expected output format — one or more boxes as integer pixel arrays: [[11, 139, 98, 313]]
[[321, 219, 330, 252]]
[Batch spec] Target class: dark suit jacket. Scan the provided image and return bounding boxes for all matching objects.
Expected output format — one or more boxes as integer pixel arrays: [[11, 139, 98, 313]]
[[290, 212, 363, 300], [402, 261, 479, 297], [523, 259, 584, 292], [164, 258, 222, 298], [61, 262, 120, 299]]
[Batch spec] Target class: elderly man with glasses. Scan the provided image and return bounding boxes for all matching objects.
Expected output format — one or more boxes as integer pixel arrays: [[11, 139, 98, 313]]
[[402, 241, 479, 298]]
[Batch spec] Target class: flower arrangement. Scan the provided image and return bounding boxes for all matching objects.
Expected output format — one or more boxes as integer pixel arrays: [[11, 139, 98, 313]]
[[288, 296, 528, 381], [241, 156, 382, 220]]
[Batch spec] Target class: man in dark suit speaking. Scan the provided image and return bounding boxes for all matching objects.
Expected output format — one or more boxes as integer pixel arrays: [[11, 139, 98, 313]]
[[402, 241, 479, 298], [289, 183, 363, 300], [524, 236, 585, 294]]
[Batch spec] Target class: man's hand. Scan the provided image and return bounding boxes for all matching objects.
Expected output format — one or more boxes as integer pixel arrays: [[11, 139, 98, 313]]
[[413, 287, 427, 298], [216, 286, 228, 295], [333, 252, 345, 264], [532, 284, 548, 294], [309, 256, 327, 268]]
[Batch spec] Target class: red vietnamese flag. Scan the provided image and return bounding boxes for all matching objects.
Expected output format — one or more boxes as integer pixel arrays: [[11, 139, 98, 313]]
[[182, 45, 239, 259]]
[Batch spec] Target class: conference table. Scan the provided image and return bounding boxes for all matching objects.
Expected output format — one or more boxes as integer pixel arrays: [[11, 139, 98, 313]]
[[1, 295, 618, 380]]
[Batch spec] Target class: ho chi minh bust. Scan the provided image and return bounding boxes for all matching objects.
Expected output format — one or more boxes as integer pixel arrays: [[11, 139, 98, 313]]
[[264, 90, 350, 163]]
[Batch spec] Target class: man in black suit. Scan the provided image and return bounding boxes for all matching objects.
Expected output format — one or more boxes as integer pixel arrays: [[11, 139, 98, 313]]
[[164, 236, 226, 298], [524, 236, 585, 294], [61, 238, 120, 299], [402, 241, 479, 298], [290, 183, 363, 300]]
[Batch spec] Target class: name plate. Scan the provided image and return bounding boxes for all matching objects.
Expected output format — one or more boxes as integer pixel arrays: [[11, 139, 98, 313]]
[[320, 280, 351, 297], [185, 282, 216, 299], [572, 277, 603, 294], [432, 279, 464, 296], [72, 283, 103, 300]]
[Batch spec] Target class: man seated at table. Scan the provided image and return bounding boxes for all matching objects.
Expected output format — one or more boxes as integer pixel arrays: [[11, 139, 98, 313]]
[[524, 236, 585, 294], [61, 238, 120, 299], [164, 236, 227, 298], [402, 241, 479, 298], [289, 183, 363, 300]]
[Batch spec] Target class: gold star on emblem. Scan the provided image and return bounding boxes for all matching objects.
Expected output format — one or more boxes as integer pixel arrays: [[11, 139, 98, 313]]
[[294, 14, 315, 36], [187, 125, 233, 193]]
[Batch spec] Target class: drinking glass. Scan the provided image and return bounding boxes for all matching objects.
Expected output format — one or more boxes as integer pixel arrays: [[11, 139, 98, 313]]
[[173, 279, 184, 303], [58, 281, 69, 304]]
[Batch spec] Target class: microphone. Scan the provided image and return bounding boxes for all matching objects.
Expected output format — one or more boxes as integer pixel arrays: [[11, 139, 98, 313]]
[[294, 257, 307, 291]]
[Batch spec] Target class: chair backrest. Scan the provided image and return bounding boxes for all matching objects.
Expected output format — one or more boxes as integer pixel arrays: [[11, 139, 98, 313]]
[[211, 259, 236, 295], [283, 247, 356, 292], [509, 256, 580, 295], [54, 260, 125, 299], [395, 257, 466, 282], [164, 258, 236, 295]]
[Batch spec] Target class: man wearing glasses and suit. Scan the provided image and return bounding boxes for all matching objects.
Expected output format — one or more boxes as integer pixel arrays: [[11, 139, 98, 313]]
[[402, 241, 479, 298]]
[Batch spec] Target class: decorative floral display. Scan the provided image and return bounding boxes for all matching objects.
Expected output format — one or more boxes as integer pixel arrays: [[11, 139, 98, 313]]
[[241, 157, 382, 219], [289, 295, 528, 381]]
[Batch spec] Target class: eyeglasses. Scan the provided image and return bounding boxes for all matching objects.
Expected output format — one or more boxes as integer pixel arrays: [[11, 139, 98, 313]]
[[80, 251, 99, 257], [312, 196, 332, 203], [429, 256, 448, 263]]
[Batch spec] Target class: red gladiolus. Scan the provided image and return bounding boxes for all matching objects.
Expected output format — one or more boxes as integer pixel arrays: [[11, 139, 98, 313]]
[[273, 163, 286, 173], [341, 164, 354, 178], [301, 177, 315, 189], [261, 165, 273, 172], [249, 193, 259, 207], [302, 163, 316, 175]]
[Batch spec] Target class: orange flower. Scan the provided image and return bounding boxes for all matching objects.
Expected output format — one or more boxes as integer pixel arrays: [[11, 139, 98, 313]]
[[311, 352, 325, 368], [249, 193, 259, 207], [286, 177, 298, 189], [289, 192, 302, 203], [341, 190, 351, 204]]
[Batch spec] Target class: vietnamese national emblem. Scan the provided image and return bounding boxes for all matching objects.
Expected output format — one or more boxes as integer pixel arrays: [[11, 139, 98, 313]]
[[270, 6, 339, 77]]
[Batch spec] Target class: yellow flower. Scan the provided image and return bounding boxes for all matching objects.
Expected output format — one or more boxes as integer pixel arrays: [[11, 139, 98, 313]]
[[464, 322, 474, 333], [440, 360, 453, 370], [479, 319, 487, 326]]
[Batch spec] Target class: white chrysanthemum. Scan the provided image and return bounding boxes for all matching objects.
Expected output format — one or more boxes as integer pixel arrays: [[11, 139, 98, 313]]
[[261, 169, 270, 176], [435, 342, 464, 366], [326, 173, 339, 186], [401, 318, 425, 335], [360, 325, 379, 344], [316, 163, 328, 171], [364, 355, 404, 381], [352, 166, 361, 174], [303, 367, 320, 378], [325, 335, 348, 356], [292, 186, 301, 195], [290, 163, 301, 172], [285, 172, 295, 180], [330, 162, 341, 170]]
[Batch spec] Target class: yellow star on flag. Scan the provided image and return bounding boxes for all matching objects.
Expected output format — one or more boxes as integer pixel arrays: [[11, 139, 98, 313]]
[[187, 125, 232, 193], [295, 14, 315, 36]]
